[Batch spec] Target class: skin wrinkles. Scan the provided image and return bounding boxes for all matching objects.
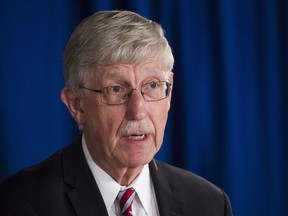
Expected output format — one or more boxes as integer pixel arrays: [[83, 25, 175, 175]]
[[92, 61, 170, 89], [61, 58, 173, 185]]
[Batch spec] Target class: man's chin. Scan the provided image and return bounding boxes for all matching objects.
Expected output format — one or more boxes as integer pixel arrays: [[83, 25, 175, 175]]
[[124, 154, 153, 168]]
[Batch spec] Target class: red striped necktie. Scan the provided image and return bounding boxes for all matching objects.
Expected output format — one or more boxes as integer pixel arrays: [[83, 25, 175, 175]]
[[117, 188, 136, 216]]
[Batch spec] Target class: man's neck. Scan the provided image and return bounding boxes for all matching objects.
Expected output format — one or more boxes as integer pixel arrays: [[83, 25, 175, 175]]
[[83, 134, 145, 186], [93, 158, 144, 186]]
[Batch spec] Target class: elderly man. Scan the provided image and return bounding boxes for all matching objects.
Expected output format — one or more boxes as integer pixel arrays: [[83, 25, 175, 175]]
[[0, 10, 232, 216]]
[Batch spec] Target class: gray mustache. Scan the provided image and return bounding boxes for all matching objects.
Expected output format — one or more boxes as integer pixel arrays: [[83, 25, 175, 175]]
[[119, 120, 154, 136]]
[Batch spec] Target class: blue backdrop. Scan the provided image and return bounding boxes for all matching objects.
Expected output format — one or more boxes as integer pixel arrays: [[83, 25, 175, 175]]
[[0, 1, 287, 215]]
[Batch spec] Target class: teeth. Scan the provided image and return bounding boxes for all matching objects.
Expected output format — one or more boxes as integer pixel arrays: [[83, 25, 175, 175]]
[[127, 134, 145, 140]]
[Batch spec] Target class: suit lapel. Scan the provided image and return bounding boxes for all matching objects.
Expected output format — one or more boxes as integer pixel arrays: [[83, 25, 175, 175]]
[[149, 160, 186, 216], [62, 136, 108, 216], [60, 137, 185, 216]]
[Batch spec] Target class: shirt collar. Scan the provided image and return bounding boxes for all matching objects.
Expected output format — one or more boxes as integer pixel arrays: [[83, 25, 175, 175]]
[[81, 134, 152, 215], [129, 164, 152, 215]]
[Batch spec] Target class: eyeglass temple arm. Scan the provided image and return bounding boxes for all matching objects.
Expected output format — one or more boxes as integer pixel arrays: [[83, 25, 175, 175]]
[[80, 86, 102, 93]]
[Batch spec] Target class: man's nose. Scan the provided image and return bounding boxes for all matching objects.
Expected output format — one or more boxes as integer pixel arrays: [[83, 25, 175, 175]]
[[125, 89, 147, 120]]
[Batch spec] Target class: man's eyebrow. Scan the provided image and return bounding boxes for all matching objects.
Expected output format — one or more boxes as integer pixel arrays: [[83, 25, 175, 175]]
[[100, 69, 127, 80], [98, 65, 165, 81]]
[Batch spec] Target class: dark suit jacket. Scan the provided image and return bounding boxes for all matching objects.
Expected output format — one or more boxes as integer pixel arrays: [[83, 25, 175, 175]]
[[0, 136, 232, 216]]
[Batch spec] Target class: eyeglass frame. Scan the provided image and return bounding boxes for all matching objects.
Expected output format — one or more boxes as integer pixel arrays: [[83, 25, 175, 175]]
[[79, 80, 172, 105]]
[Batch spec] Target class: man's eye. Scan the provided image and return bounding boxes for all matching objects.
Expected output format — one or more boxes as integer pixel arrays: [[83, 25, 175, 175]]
[[109, 85, 123, 93], [148, 82, 158, 89]]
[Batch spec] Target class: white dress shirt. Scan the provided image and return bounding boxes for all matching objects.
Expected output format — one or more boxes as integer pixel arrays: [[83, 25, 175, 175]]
[[82, 135, 159, 216]]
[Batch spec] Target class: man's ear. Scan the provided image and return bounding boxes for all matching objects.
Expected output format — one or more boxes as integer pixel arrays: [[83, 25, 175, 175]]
[[167, 72, 174, 110], [168, 71, 174, 86], [61, 87, 85, 126], [168, 71, 174, 96]]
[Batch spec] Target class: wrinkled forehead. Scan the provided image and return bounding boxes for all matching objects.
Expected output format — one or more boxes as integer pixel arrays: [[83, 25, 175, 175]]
[[89, 59, 170, 84]]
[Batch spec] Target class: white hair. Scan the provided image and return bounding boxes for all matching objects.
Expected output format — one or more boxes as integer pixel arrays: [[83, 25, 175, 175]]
[[63, 10, 174, 90]]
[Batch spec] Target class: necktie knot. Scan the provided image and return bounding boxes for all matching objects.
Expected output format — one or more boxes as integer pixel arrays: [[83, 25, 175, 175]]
[[117, 188, 136, 216]]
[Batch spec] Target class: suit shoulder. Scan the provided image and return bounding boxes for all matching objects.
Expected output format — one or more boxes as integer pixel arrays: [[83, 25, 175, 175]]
[[0, 140, 83, 216], [151, 160, 233, 215], [0, 147, 65, 194], [0, 136, 82, 188], [152, 160, 223, 194]]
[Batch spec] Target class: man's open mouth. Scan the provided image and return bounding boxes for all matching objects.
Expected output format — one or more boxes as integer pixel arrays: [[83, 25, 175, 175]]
[[126, 134, 146, 140]]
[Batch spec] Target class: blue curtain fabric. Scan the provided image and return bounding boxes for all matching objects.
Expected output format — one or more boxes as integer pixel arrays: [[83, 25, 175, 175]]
[[0, 1, 287, 215]]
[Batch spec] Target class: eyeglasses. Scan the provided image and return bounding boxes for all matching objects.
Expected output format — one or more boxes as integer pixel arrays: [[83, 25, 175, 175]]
[[80, 81, 172, 105]]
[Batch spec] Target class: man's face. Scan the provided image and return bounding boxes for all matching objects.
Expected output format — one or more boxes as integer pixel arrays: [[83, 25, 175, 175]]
[[76, 59, 173, 170]]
